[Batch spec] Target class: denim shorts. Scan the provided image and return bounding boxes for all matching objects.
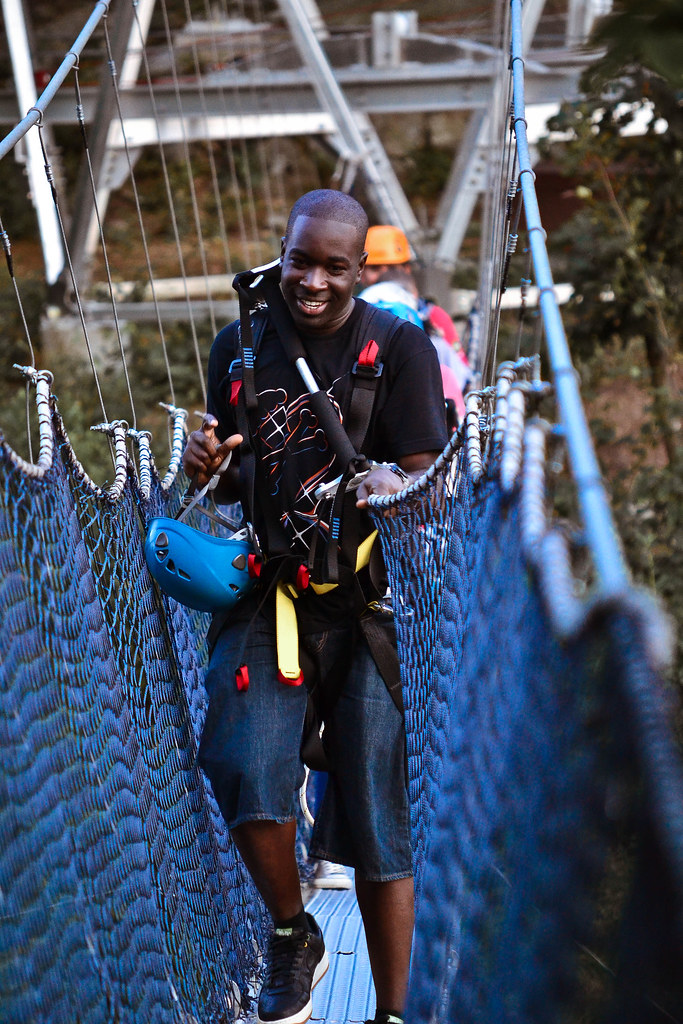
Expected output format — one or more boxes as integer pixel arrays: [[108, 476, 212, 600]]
[[198, 611, 412, 881]]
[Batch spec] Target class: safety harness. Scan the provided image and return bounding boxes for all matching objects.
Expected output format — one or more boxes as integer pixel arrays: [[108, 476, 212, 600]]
[[227, 260, 406, 718]]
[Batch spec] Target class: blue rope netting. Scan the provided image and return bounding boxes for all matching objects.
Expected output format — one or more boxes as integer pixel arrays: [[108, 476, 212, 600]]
[[374, 425, 683, 1023], [380, 449, 620, 1020], [0, 420, 267, 1024], [2, 376, 681, 1023]]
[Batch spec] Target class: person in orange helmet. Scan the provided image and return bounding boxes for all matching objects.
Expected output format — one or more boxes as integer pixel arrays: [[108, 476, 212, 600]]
[[359, 225, 470, 426], [359, 224, 413, 291]]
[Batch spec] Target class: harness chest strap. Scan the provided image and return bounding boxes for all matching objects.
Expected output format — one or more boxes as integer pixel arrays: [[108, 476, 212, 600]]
[[228, 277, 403, 689], [275, 530, 378, 685]]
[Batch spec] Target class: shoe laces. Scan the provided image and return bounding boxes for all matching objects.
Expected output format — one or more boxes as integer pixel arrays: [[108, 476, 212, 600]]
[[265, 928, 310, 991]]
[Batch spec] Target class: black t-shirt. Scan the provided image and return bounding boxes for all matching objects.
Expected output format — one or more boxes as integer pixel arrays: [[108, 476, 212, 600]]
[[207, 297, 448, 628]]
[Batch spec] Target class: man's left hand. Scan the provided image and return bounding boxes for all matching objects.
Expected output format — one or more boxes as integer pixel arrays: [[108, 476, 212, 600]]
[[355, 464, 408, 507], [355, 452, 440, 508]]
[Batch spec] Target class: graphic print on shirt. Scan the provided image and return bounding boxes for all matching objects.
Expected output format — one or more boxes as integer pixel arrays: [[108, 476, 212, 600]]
[[255, 384, 342, 556]]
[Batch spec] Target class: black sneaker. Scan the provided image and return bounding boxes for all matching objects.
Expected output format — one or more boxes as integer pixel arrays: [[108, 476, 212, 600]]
[[257, 912, 329, 1024], [365, 1016, 404, 1024]]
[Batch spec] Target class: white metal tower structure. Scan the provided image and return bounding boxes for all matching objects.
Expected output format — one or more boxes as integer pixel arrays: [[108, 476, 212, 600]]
[[0, 0, 63, 285], [0, 0, 611, 300]]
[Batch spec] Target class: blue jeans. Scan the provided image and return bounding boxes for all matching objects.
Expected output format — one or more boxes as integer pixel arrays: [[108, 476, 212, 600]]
[[198, 611, 412, 881]]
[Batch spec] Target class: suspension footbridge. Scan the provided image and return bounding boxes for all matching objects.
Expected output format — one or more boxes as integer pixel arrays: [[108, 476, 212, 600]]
[[0, 2, 681, 1023]]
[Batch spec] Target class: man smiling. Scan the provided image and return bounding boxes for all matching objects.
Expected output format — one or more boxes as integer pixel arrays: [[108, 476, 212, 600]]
[[279, 203, 365, 333], [183, 190, 448, 1024]]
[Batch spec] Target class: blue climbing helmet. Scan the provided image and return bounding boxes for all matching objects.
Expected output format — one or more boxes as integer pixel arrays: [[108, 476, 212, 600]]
[[370, 298, 425, 330], [144, 448, 260, 613], [144, 518, 259, 613]]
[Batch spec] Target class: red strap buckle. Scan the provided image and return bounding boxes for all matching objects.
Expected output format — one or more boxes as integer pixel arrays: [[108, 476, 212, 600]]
[[278, 669, 304, 686], [247, 553, 262, 578], [296, 564, 310, 590], [229, 380, 242, 406], [358, 338, 379, 366], [353, 339, 383, 379], [235, 664, 249, 692]]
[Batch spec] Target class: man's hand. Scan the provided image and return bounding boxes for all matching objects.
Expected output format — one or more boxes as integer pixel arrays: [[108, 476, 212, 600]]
[[182, 414, 243, 489], [355, 464, 407, 507], [355, 451, 440, 508]]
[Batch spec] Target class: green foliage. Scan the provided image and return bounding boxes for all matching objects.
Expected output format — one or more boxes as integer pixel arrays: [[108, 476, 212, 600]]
[[541, 97, 681, 365], [124, 319, 210, 420], [584, 0, 683, 91], [402, 137, 453, 202], [578, 344, 683, 699], [615, 462, 683, 690], [0, 277, 48, 373], [539, 18, 683, 1002], [0, 156, 39, 240], [540, 6, 683, 698]]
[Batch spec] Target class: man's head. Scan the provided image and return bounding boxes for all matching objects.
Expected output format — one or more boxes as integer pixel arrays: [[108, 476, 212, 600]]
[[280, 190, 369, 336], [360, 224, 411, 288]]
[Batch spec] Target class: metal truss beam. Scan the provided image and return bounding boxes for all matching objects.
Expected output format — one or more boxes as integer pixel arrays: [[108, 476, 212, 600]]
[[0, 61, 587, 127], [276, 0, 417, 235], [66, 0, 144, 291], [0, 0, 600, 291], [432, 0, 552, 281], [0, 0, 63, 284]]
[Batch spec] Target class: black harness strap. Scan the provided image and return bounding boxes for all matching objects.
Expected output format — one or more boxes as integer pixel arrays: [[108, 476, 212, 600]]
[[231, 307, 269, 546], [230, 263, 405, 713], [358, 608, 402, 711], [256, 270, 368, 480], [236, 285, 259, 412], [344, 302, 402, 453]]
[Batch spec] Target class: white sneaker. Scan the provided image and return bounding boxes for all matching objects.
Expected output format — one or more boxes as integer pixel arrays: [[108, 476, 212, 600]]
[[311, 860, 352, 890]]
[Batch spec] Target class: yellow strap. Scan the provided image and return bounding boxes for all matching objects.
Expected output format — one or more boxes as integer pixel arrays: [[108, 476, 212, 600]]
[[309, 530, 377, 593], [276, 582, 302, 681], [355, 529, 378, 572], [274, 531, 378, 680], [310, 581, 336, 594]]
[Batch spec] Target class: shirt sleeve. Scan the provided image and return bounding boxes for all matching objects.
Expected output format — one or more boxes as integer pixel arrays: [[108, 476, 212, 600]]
[[371, 320, 449, 461]]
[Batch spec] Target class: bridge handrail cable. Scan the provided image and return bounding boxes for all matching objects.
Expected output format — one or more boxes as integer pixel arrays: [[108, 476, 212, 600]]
[[510, 0, 629, 597], [0, 0, 112, 161]]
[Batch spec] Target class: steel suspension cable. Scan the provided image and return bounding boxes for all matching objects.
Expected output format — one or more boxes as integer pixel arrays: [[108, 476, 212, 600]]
[[513, 247, 535, 361], [484, 107, 518, 385], [0, 1, 113, 160], [477, 0, 511, 385], [216, 0, 265, 258], [196, 0, 237, 273], [481, 84, 516, 383], [509, 0, 629, 594], [232, 0, 281, 251], [249, 0, 289, 239], [73, 64, 137, 429], [35, 126, 112, 437], [205, 7, 251, 270], [103, 8, 180, 409], [157, 0, 217, 347]]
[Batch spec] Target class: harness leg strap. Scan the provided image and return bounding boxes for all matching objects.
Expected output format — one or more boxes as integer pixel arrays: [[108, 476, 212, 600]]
[[275, 581, 304, 685]]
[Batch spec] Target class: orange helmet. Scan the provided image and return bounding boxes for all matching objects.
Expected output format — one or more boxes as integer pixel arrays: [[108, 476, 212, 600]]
[[364, 225, 411, 266]]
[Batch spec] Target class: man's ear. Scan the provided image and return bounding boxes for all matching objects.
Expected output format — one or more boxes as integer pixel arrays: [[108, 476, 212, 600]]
[[356, 249, 368, 281], [280, 236, 287, 259]]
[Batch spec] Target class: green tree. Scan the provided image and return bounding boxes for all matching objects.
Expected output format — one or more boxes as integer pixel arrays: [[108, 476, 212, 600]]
[[540, 0, 682, 694]]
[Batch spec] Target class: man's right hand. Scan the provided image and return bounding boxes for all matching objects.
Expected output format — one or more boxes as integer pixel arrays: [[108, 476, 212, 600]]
[[182, 414, 243, 489]]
